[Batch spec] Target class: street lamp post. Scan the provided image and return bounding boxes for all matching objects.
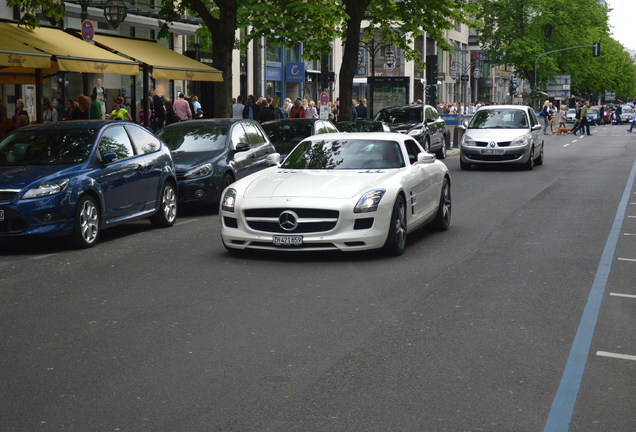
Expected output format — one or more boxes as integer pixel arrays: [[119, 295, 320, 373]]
[[450, 49, 480, 108]]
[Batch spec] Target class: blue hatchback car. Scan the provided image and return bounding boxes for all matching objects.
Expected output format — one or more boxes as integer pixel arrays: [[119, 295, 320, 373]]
[[0, 120, 178, 248]]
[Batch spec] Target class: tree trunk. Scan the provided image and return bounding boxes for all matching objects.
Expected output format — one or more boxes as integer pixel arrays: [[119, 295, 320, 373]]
[[338, 0, 371, 121]]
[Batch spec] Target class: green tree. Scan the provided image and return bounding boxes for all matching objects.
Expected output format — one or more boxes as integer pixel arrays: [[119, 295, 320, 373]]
[[475, 0, 615, 97], [7, 0, 64, 28]]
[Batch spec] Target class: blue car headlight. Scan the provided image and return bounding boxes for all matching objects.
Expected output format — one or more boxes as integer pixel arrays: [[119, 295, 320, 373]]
[[184, 163, 213, 179], [354, 189, 386, 213], [22, 178, 69, 199], [221, 188, 237, 212]]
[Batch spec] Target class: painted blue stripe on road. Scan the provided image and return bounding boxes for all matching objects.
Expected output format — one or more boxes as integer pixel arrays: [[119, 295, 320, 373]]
[[544, 158, 636, 432]]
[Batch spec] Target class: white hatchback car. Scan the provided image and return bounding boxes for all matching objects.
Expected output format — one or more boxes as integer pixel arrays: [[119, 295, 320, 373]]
[[459, 105, 544, 170]]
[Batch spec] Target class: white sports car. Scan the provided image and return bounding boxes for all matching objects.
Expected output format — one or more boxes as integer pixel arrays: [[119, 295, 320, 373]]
[[219, 132, 451, 255]]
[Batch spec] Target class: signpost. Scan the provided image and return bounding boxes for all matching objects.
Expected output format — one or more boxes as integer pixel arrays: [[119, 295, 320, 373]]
[[81, 20, 94, 42], [319, 91, 331, 120]]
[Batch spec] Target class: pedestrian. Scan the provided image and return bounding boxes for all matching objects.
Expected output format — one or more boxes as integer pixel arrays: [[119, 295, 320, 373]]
[[71, 94, 91, 120], [0, 118, 14, 139], [257, 98, 275, 123], [173, 92, 192, 121], [191, 96, 203, 119], [305, 101, 318, 119], [282, 98, 292, 118], [138, 96, 152, 125], [549, 102, 556, 133], [615, 104, 622, 124], [242, 94, 260, 120], [540, 100, 551, 134], [12, 98, 29, 127], [107, 96, 132, 121], [288, 98, 305, 118], [151, 90, 165, 132], [232, 95, 245, 119], [271, 96, 285, 119], [355, 98, 367, 119], [570, 102, 582, 135], [90, 93, 102, 120], [164, 100, 181, 125], [0, 102, 7, 121], [580, 100, 592, 136], [558, 104, 567, 129], [627, 113, 636, 133], [42, 98, 58, 124]]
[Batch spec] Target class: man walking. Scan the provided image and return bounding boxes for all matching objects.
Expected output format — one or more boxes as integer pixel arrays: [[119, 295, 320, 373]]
[[150, 90, 165, 132], [173, 92, 192, 121], [580, 101, 592, 136], [570, 102, 582, 136]]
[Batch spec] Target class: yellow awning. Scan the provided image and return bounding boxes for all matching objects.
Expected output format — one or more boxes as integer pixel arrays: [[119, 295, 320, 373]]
[[0, 33, 51, 69], [92, 34, 223, 82], [0, 23, 138, 76]]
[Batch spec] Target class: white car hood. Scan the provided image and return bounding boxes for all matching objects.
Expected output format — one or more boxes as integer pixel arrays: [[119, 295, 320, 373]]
[[464, 128, 529, 142], [243, 169, 396, 199]]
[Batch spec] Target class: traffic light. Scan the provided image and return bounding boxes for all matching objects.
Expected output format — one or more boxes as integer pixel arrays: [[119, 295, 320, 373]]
[[509, 81, 517, 95], [592, 42, 600, 57]]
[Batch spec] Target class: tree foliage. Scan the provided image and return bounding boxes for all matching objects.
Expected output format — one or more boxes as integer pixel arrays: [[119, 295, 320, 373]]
[[475, 0, 636, 100], [7, 0, 64, 28]]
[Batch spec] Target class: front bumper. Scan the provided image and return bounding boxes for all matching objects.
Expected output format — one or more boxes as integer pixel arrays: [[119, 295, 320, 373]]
[[220, 196, 392, 252], [0, 192, 75, 238], [460, 145, 530, 165]]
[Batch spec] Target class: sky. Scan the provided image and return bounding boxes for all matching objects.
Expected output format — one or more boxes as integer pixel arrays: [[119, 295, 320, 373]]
[[607, 0, 635, 51]]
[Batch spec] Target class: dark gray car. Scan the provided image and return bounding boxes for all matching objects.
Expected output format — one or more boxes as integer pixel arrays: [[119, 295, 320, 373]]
[[373, 104, 447, 159], [156, 119, 279, 206]]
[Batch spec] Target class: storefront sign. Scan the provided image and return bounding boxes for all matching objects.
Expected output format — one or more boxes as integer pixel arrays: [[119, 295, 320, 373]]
[[266, 66, 281, 81], [286, 62, 305, 82]]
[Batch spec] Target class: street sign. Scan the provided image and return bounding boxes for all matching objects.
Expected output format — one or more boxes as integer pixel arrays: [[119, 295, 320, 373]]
[[320, 91, 329, 106], [81, 20, 94, 41]]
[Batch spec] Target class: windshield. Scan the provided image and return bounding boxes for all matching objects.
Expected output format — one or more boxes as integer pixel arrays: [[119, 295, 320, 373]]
[[281, 138, 405, 170], [0, 128, 96, 166], [157, 125, 229, 152], [262, 122, 314, 145], [374, 107, 422, 124], [587, 108, 599, 115], [468, 109, 529, 129]]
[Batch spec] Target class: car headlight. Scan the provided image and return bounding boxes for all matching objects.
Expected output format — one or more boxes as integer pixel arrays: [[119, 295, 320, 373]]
[[408, 129, 424, 136], [22, 178, 69, 199], [221, 188, 237, 212], [462, 135, 476, 147], [354, 189, 386, 213], [511, 134, 530, 147], [184, 163, 213, 179]]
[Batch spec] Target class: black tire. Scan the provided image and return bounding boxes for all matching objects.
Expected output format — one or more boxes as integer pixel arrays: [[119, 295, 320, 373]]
[[535, 143, 544, 165], [383, 194, 407, 256], [70, 195, 100, 248], [435, 136, 447, 159], [150, 182, 177, 228], [432, 177, 451, 231], [524, 146, 535, 170]]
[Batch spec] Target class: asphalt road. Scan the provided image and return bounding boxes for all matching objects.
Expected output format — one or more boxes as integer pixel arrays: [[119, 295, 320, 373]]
[[1, 124, 635, 432]]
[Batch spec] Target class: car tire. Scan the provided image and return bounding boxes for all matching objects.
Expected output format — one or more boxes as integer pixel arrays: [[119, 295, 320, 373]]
[[383, 194, 407, 256], [150, 181, 177, 228], [432, 177, 451, 231], [524, 146, 535, 170], [535, 143, 544, 165], [423, 137, 430, 153], [435, 136, 447, 159], [70, 195, 100, 248]]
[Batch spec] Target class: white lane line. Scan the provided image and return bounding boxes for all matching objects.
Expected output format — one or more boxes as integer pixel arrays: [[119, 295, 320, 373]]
[[624, 233, 636, 236], [563, 143, 570, 147], [31, 253, 59, 260], [596, 351, 636, 361], [610, 292, 636, 299], [617, 257, 636, 262], [175, 219, 198, 226]]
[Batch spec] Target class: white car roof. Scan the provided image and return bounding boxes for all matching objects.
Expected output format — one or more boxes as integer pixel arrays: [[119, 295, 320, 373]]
[[304, 132, 410, 141], [476, 105, 529, 111]]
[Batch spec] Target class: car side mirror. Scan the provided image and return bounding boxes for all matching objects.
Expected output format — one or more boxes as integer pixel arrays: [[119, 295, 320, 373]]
[[266, 152, 281, 166], [531, 124, 542, 131], [417, 153, 435, 164], [230, 143, 251, 157], [102, 151, 117, 164]]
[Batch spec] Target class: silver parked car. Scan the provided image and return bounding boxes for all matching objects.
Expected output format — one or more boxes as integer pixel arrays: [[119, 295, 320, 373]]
[[459, 105, 544, 170]]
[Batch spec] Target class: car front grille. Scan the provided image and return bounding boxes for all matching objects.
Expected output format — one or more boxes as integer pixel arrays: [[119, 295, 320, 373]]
[[467, 153, 522, 162], [474, 141, 512, 147], [244, 208, 339, 234], [0, 190, 19, 203]]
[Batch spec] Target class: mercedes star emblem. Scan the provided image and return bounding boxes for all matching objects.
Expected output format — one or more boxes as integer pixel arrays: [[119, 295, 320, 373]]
[[278, 210, 299, 231]]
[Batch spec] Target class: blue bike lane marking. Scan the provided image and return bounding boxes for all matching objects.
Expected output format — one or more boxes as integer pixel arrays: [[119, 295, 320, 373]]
[[544, 158, 636, 431]]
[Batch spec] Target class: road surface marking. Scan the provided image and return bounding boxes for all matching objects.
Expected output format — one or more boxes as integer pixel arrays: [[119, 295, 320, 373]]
[[563, 144, 570, 147], [610, 292, 636, 299], [30, 253, 58, 260], [543, 158, 636, 432], [596, 351, 636, 361], [617, 257, 636, 262], [175, 219, 198, 226]]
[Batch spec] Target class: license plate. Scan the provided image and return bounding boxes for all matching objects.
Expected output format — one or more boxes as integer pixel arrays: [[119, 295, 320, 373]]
[[481, 148, 505, 155], [272, 235, 303, 246], [0, 209, 4, 221]]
